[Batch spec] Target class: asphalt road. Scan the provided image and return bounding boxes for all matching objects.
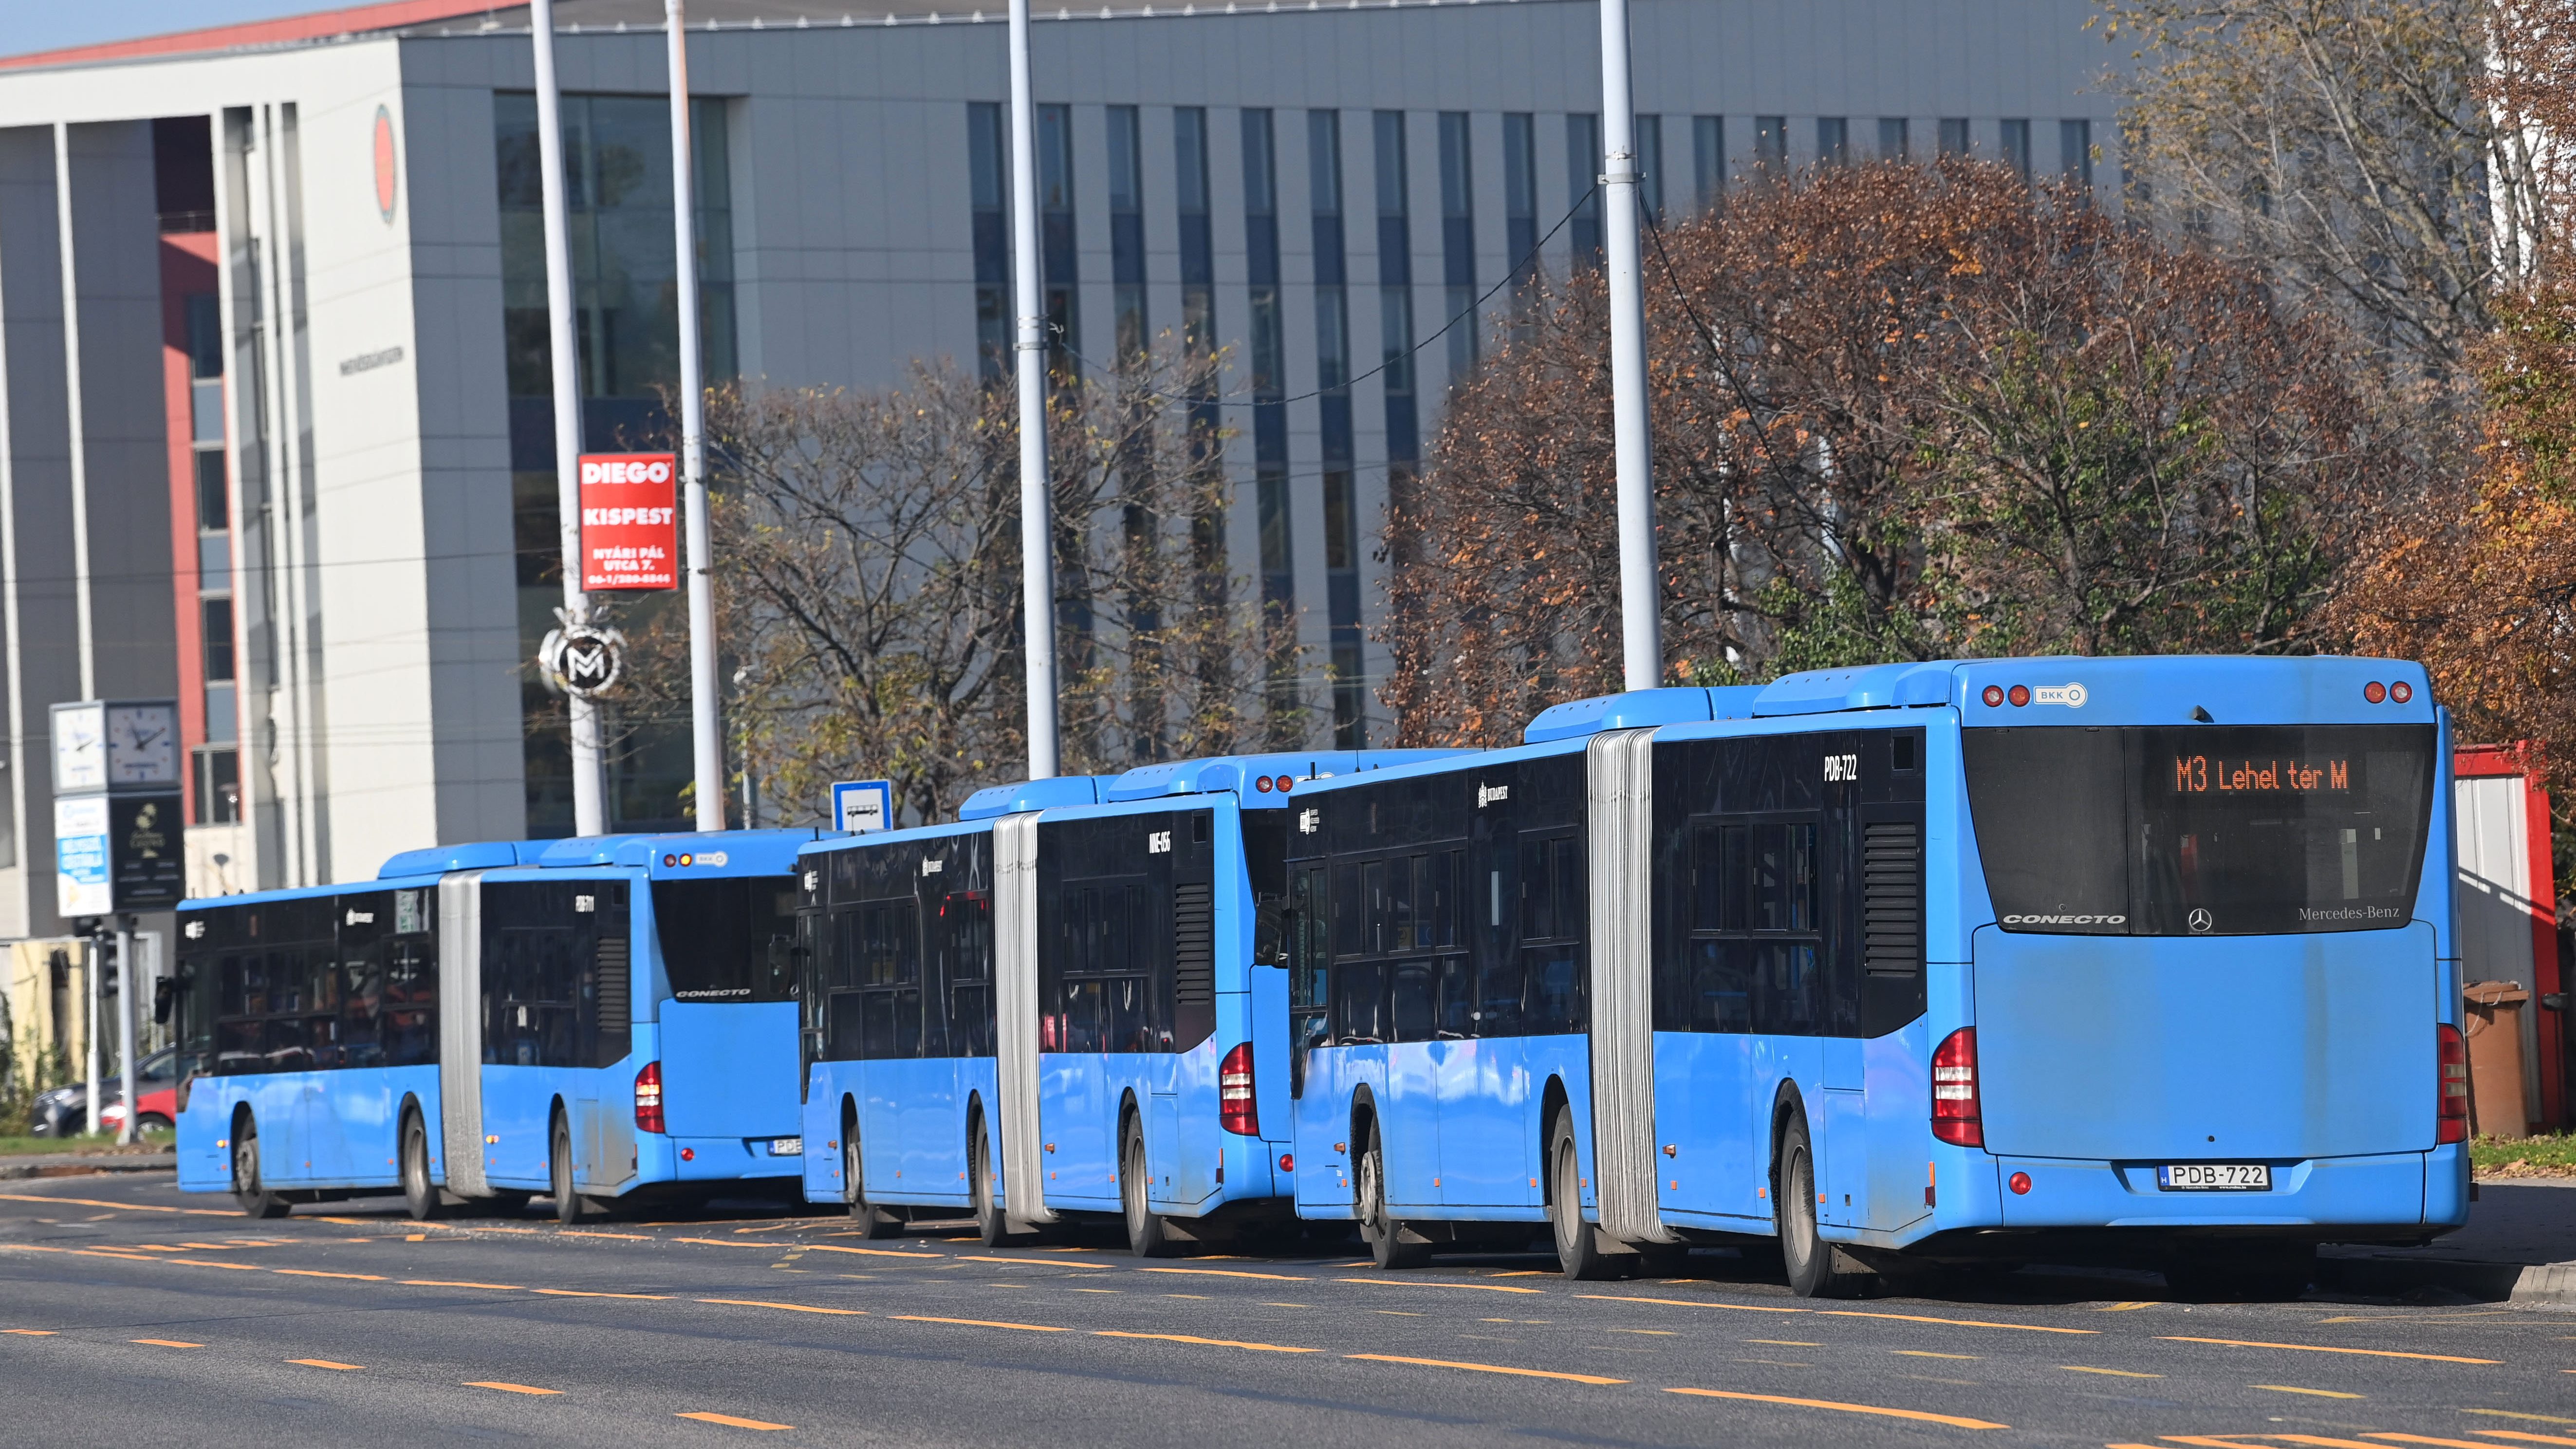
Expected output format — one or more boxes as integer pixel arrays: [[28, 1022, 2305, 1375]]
[[3, 1174, 2570, 1449]]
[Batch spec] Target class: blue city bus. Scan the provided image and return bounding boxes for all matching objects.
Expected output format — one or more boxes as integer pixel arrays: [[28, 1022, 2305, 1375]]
[[796, 752, 1457, 1253], [171, 830, 824, 1221], [1281, 656, 2465, 1295]]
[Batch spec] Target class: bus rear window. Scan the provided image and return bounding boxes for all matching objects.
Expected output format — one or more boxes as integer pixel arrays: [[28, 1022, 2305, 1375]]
[[654, 876, 799, 1002], [1963, 724, 2434, 936]]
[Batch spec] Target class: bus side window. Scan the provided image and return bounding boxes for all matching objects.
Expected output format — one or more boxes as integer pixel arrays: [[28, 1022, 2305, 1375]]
[[1288, 866, 1327, 1096]]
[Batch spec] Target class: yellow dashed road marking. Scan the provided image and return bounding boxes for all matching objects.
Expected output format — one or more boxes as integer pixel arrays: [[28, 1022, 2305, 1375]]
[[1348, 1352, 1624, 1385], [1666, 1385, 2007, 1430], [2252, 1384, 2365, 1399], [2061, 1366, 2161, 1378], [890, 1315, 1067, 1332], [289, 1358, 363, 1371], [464, 1381, 562, 1395], [677, 1411, 793, 1430], [131, 1339, 202, 1348], [1094, 1330, 1317, 1354], [697, 1298, 866, 1317], [2158, 1336, 2499, 1365], [1337, 1278, 1544, 1294]]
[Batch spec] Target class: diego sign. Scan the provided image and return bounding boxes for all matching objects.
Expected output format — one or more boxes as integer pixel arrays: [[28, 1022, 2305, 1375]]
[[579, 453, 679, 591]]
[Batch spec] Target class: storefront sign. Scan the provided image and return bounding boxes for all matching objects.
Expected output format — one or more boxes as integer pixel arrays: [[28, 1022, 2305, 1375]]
[[579, 452, 679, 591]]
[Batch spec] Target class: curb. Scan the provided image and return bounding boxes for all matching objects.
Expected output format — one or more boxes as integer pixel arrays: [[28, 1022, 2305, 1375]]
[[0, 1155, 177, 1182], [2318, 1252, 2576, 1306]]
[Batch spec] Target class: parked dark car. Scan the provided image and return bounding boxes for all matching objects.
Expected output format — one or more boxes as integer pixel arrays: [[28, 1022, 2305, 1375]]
[[27, 1047, 178, 1138]]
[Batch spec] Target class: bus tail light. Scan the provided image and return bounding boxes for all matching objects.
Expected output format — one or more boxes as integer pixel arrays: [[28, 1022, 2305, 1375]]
[[2437, 1023, 2468, 1144], [1931, 1028, 1983, 1148], [635, 1060, 666, 1134], [1218, 1042, 1259, 1136]]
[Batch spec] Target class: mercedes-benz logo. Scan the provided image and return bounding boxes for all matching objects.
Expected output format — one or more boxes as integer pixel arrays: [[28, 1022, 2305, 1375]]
[[2187, 907, 2214, 934]]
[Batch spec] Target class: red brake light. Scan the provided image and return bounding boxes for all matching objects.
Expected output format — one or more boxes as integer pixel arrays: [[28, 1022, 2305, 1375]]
[[1218, 1041, 1259, 1136], [635, 1060, 665, 1134], [2436, 1023, 2467, 1144], [1255, 774, 1273, 792], [2391, 681, 2413, 704], [1981, 685, 2004, 708], [1931, 1027, 1983, 1147], [2006, 685, 2030, 708], [1275, 775, 1295, 793], [2364, 681, 2387, 704]]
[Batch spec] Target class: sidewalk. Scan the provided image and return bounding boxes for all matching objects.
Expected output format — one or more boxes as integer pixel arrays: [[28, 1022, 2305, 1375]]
[[0, 1151, 177, 1182], [2319, 1177, 2576, 1305]]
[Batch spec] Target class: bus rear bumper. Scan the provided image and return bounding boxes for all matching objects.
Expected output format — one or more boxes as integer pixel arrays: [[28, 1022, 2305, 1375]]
[[1919, 1148, 2461, 1243]]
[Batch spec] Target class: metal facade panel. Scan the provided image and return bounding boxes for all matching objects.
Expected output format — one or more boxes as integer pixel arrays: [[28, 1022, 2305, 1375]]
[[1586, 727, 1673, 1245]]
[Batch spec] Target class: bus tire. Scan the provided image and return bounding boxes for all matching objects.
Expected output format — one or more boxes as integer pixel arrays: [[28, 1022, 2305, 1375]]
[[1776, 1114, 1870, 1299], [231, 1118, 289, 1220], [1120, 1114, 1178, 1258], [969, 1119, 1009, 1246], [1548, 1109, 1617, 1281], [1357, 1120, 1428, 1270], [551, 1112, 587, 1225], [846, 1131, 902, 1239], [400, 1109, 440, 1222]]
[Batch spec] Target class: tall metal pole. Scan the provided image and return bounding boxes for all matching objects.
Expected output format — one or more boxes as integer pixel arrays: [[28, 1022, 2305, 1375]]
[[1009, 0, 1060, 780], [1598, 0, 1663, 692], [667, 0, 725, 833], [114, 918, 134, 1145], [83, 934, 100, 1141], [533, 0, 607, 835]]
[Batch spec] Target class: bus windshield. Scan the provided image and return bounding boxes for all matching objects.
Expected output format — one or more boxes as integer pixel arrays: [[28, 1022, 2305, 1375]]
[[653, 876, 799, 1002], [1964, 724, 2434, 936]]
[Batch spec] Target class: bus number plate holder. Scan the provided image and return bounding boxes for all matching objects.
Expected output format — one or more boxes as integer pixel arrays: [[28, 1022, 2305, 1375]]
[[769, 1137, 804, 1157], [2156, 1163, 2270, 1191]]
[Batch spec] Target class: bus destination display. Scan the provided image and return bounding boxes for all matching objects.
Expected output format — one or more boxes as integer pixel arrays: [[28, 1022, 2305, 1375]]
[[2169, 754, 2352, 796]]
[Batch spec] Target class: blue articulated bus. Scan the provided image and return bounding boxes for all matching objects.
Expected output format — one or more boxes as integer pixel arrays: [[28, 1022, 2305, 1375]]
[[171, 830, 824, 1221], [1282, 656, 2465, 1296], [796, 752, 1458, 1253]]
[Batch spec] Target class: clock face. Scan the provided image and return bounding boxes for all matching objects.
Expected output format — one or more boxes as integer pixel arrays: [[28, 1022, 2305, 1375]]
[[53, 703, 104, 792], [105, 704, 178, 785]]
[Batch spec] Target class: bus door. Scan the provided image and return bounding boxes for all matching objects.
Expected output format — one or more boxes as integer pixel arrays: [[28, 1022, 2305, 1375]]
[[1285, 862, 1349, 1213], [1044, 871, 1149, 1207], [927, 860, 996, 1198]]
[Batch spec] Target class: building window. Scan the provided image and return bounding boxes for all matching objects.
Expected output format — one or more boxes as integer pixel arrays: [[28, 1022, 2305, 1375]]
[[1177, 107, 1215, 365], [1567, 113, 1602, 266], [1755, 115, 1788, 176], [1816, 116, 1848, 166], [1038, 102, 1079, 375], [1376, 111, 1418, 494], [1108, 105, 1147, 366], [1693, 115, 1724, 212], [1879, 117, 1909, 161], [2060, 118, 2094, 190], [194, 450, 229, 533], [967, 101, 1009, 381], [1438, 111, 1476, 384], [1311, 109, 1363, 748], [1939, 118, 1971, 156], [201, 597, 235, 683], [193, 748, 241, 826], [1504, 113, 1538, 297], [2001, 119, 2031, 178], [1242, 109, 1295, 661], [1634, 113, 1664, 223]]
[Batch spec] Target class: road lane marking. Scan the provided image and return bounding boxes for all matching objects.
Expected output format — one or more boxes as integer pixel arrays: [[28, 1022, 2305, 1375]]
[[402, 1280, 527, 1290], [1581, 1294, 1805, 1316], [1821, 1310, 2095, 1335], [960, 1255, 1110, 1268], [4, 1329, 58, 1336], [2060, 1366, 2161, 1378], [890, 1315, 1067, 1332], [1144, 1267, 1311, 1281], [1350, 1352, 1624, 1384], [1339, 1277, 1544, 1294], [2099, 1302, 2159, 1311], [132, 1339, 203, 1348], [801, 1245, 945, 1259], [533, 1289, 672, 1300], [465, 1381, 562, 1395], [2464, 1416, 2576, 1430], [674, 1238, 772, 1250], [678, 1412, 793, 1430], [698, 1299, 866, 1316], [1894, 1351, 1980, 1360], [274, 1270, 388, 1282], [2265, 1437, 2408, 1449], [2158, 1336, 2500, 1365], [1745, 1339, 1823, 1346], [0, 1193, 234, 1217], [1665, 1385, 2007, 1430], [2363, 1435, 2501, 1449], [1094, 1331, 1318, 1354], [1070, 1287, 1121, 1294], [289, 1359, 363, 1371], [1609, 1329, 1677, 1336], [559, 1231, 653, 1241], [2470, 1433, 2576, 1446], [2252, 1385, 2366, 1399], [169, 1259, 262, 1271]]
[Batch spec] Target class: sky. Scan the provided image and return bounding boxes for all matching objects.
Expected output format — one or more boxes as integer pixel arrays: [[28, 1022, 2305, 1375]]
[[9, 2, 332, 58]]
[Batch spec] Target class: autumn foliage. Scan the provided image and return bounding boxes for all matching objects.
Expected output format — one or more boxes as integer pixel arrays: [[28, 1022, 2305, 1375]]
[[1386, 160, 2409, 746]]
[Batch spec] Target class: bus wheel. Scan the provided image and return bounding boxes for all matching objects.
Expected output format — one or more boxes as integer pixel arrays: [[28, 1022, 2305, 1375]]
[[846, 1133, 902, 1239], [1547, 1110, 1617, 1281], [1776, 1115, 1870, 1299], [1357, 1121, 1428, 1270], [551, 1113, 588, 1225], [231, 1119, 289, 1220], [1120, 1115, 1177, 1258], [970, 1122, 1008, 1246], [400, 1110, 440, 1222]]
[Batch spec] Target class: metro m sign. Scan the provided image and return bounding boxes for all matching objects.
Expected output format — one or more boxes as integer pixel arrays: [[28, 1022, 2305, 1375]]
[[579, 453, 679, 591]]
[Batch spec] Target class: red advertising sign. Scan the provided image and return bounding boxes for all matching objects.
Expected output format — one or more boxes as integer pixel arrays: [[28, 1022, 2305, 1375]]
[[578, 453, 678, 591]]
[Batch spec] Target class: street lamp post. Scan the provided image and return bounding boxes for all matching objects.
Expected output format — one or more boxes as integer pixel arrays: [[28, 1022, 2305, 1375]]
[[1597, 0, 1663, 693], [1009, 0, 1060, 781], [666, 0, 726, 832]]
